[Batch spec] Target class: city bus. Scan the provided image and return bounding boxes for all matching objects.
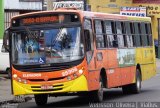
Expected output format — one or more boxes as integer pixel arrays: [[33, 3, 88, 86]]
[[3, 8, 156, 106]]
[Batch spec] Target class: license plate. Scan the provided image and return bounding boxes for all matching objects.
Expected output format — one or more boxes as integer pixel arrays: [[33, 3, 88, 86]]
[[41, 85, 53, 90]]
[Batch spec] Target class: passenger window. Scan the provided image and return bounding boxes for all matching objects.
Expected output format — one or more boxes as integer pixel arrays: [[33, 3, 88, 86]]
[[121, 22, 126, 47], [111, 21, 118, 47], [130, 22, 136, 47], [145, 23, 153, 46], [134, 22, 141, 47], [138, 23, 143, 46], [116, 21, 124, 48], [105, 20, 115, 47], [124, 22, 133, 47], [95, 20, 105, 48], [141, 23, 148, 46]]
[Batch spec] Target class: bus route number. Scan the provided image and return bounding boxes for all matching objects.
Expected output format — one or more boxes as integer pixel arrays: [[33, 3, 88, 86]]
[[62, 67, 78, 77]]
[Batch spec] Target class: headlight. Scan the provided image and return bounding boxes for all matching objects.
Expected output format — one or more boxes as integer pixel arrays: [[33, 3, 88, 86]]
[[13, 74, 17, 78], [78, 69, 83, 74]]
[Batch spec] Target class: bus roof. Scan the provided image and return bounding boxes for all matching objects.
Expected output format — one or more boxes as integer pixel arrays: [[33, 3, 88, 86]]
[[82, 11, 151, 22], [11, 9, 151, 22]]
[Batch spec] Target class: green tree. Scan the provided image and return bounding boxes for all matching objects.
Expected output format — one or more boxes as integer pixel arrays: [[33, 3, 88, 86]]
[[0, 0, 4, 39]]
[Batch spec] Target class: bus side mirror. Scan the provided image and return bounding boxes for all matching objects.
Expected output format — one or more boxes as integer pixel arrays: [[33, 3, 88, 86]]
[[1, 45, 7, 53], [3, 29, 10, 52]]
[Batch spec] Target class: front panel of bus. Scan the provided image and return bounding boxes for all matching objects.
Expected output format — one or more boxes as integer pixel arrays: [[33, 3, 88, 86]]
[[9, 12, 89, 95]]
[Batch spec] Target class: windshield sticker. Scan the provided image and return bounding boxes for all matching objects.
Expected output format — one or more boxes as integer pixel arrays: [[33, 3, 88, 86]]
[[18, 53, 46, 64], [39, 57, 45, 64]]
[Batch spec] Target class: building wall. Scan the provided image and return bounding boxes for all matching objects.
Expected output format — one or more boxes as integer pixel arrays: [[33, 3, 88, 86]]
[[88, 0, 160, 41], [4, 0, 43, 31], [88, 0, 133, 14], [0, 0, 4, 39], [5, 11, 19, 29], [4, 0, 42, 10]]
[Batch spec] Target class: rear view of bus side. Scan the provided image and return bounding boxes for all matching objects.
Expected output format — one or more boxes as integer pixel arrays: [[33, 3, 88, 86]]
[[84, 11, 156, 97]]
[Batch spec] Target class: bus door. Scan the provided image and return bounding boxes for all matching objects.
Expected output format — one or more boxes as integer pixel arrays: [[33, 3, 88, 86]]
[[84, 19, 95, 70], [84, 18, 98, 90]]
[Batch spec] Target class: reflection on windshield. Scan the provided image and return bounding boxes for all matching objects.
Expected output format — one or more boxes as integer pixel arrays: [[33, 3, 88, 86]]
[[12, 27, 84, 65]]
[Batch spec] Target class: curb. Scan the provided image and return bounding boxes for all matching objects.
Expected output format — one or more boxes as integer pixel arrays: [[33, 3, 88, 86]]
[[0, 96, 33, 106], [0, 77, 6, 80], [0, 99, 15, 106]]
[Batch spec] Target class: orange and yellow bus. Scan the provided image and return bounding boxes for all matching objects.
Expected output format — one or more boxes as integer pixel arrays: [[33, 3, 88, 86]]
[[4, 9, 156, 106]]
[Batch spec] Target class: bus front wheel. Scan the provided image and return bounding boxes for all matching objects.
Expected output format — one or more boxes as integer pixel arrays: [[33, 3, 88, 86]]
[[34, 94, 48, 106], [90, 75, 104, 102]]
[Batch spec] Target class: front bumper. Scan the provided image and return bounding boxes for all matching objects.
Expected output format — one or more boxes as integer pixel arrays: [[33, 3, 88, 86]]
[[13, 75, 88, 95]]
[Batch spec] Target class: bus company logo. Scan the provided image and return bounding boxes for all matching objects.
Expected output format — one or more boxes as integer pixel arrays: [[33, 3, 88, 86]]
[[23, 73, 42, 78], [44, 76, 49, 81]]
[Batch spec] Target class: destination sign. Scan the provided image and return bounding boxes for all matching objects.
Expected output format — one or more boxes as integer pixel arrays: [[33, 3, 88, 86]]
[[22, 16, 59, 25], [11, 14, 79, 27]]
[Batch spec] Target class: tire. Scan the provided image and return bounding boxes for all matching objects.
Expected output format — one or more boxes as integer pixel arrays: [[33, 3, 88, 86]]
[[34, 94, 48, 106], [122, 69, 141, 94], [131, 69, 141, 94], [122, 85, 132, 94], [90, 75, 104, 102]]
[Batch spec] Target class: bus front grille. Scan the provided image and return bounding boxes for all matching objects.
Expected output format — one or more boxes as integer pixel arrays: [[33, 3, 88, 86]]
[[32, 88, 63, 92]]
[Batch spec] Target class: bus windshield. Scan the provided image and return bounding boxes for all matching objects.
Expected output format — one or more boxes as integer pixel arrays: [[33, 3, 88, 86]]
[[12, 26, 84, 65]]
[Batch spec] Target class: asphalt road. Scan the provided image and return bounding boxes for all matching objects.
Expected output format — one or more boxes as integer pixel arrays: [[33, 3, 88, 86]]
[[15, 73, 160, 108]]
